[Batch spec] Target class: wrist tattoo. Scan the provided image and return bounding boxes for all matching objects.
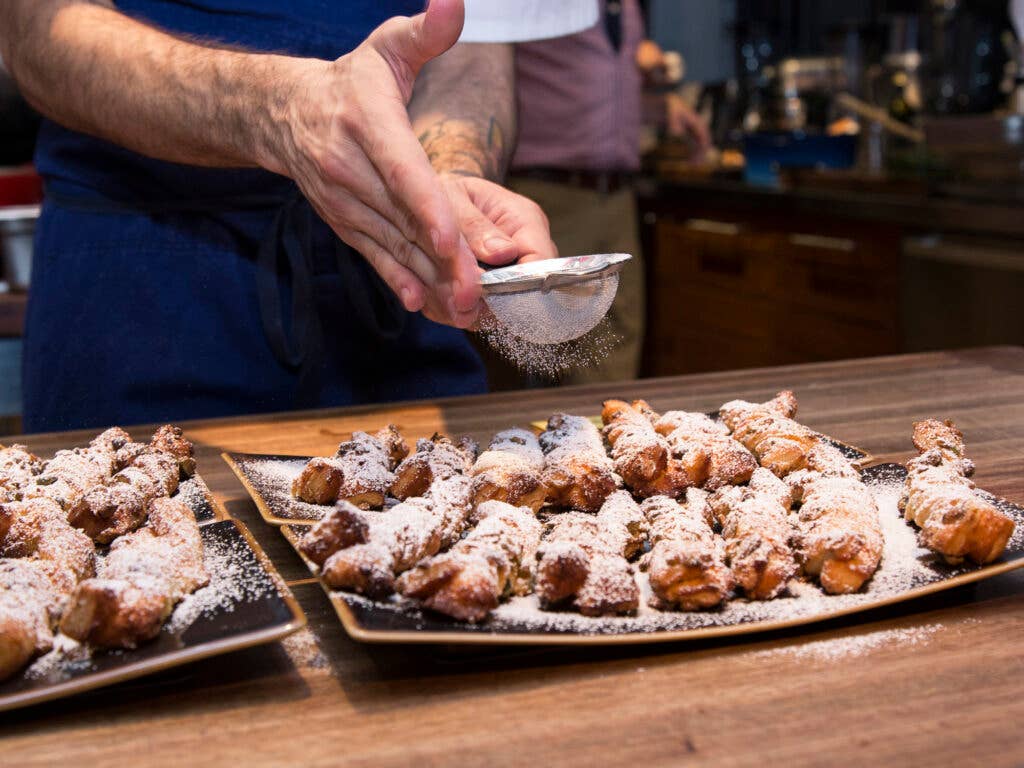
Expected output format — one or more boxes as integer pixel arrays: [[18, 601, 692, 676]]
[[418, 117, 506, 181]]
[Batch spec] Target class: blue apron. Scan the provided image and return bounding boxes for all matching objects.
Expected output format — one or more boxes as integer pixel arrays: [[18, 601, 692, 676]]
[[25, 0, 487, 433]]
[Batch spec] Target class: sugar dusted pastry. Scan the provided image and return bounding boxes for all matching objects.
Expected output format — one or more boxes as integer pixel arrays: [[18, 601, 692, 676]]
[[640, 492, 733, 610], [470, 428, 548, 512], [793, 472, 883, 594], [601, 400, 702, 499], [901, 419, 1015, 565], [0, 498, 96, 592], [536, 491, 646, 615], [0, 444, 41, 502], [390, 434, 477, 501], [0, 497, 97, 679], [718, 391, 819, 477], [148, 424, 198, 478], [710, 468, 797, 599], [292, 425, 408, 508], [649, 404, 757, 490], [540, 413, 619, 512], [397, 500, 543, 622], [67, 426, 192, 544], [22, 427, 131, 511], [310, 476, 473, 598], [0, 559, 65, 680], [61, 497, 209, 648]]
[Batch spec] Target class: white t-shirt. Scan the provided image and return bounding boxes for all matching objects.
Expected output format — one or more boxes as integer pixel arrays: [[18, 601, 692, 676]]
[[460, 0, 598, 43]]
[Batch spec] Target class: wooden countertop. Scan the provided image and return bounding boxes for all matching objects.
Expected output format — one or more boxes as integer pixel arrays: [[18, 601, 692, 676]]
[[4, 346, 1024, 767]]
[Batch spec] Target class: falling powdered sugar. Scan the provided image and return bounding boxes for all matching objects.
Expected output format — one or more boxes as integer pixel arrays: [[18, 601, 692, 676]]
[[476, 316, 621, 378]]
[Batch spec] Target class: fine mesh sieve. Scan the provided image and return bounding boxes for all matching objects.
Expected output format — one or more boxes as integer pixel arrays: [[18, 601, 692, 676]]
[[480, 254, 631, 344]]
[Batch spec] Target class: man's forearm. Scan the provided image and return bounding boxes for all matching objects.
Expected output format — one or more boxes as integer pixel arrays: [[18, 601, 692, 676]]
[[409, 43, 515, 182], [0, 0, 305, 170]]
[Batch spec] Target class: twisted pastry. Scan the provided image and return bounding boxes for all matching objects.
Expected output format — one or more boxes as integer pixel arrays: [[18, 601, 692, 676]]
[[601, 400, 702, 498], [470, 428, 547, 512], [308, 476, 473, 599], [22, 427, 131, 511], [397, 500, 543, 622], [536, 490, 646, 616], [720, 392, 882, 594], [718, 391, 818, 477], [640, 492, 733, 610], [792, 472, 883, 594], [0, 444, 41, 502], [0, 559, 64, 680], [390, 434, 477, 500], [61, 497, 208, 648], [0, 497, 97, 679], [540, 414, 618, 512], [901, 419, 1014, 565], [292, 425, 408, 508], [67, 426, 194, 544], [710, 468, 797, 599], [648, 404, 757, 490]]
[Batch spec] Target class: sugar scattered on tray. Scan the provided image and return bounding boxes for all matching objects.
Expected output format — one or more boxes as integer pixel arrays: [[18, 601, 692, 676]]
[[166, 530, 277, 633], [341, 467, 1010, 636], [238, 458, 329, 521]]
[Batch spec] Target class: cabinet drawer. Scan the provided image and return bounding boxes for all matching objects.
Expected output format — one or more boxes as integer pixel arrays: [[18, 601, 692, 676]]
[[656, 219, 779, 296]]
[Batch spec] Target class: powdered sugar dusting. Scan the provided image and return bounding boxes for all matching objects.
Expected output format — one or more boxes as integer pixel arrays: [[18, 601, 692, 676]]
[[320, 465, 1023, 636], [476, 318, 621, 378], [749, 623, 945, 662], [166, 527, 280, 633], [236, 457, 329, 521]]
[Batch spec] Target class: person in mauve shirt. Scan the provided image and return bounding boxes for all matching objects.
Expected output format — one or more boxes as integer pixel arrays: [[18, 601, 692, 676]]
[[509, 0, 710, 384]]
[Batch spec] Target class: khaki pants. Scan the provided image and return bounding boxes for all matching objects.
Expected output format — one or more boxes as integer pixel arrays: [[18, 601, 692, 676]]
[[507, 177, 645, 386]]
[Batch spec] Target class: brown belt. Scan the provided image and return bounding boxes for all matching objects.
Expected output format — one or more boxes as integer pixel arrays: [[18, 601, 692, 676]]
[[511, 167, 636, 194]]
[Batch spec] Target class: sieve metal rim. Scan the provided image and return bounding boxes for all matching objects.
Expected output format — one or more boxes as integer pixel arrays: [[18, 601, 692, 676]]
[[479, 253, 631, 296]]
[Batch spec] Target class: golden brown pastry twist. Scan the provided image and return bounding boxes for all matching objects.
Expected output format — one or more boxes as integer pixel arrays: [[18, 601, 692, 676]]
[[640, 491, 733, 610], [67, 426, 192, 544], [648, 404, 757, 490], [601, 400, 702, 499], [390, 434, 477, 500], [311, 476, 473, 599], [710, 468, 797, 599], [470, 428, 548, 512], [535, 490, 647, 616], [397, 500, 543, 622], [540, 413, 619, 512], [61, 497, 208, 648], [0, 444, 41, 502], [901, 419, 1015, 565], [292, 425, 408, 508]]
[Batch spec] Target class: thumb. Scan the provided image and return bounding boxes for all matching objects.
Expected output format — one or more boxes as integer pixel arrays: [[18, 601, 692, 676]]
[[370, 0, 465, 99]]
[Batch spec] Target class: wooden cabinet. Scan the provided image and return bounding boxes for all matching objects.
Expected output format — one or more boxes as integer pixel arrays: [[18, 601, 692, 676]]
[[641, 213, 901, 377]]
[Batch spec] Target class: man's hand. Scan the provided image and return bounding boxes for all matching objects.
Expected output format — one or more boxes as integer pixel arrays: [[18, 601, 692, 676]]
[[266, 0, 482, 328], [439, 173, 557, 266], [665, 92, 712, 161], [1, 0, 542, 329]]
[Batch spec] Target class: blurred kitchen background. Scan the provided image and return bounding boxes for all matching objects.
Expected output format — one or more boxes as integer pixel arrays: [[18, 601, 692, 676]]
[[3, 0, 1024, 431]]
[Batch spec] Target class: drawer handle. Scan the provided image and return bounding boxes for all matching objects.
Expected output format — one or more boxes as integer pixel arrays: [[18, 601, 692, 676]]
[[789, 233, 856, 252], [685, 219, 741, 236]]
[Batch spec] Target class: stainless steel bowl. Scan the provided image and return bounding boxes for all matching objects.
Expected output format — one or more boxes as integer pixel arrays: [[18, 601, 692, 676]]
[[0, 204, 38, 291]]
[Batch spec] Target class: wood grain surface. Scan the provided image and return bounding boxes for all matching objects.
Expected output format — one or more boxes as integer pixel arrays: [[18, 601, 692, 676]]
[[2, 347, 1023, 767]]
